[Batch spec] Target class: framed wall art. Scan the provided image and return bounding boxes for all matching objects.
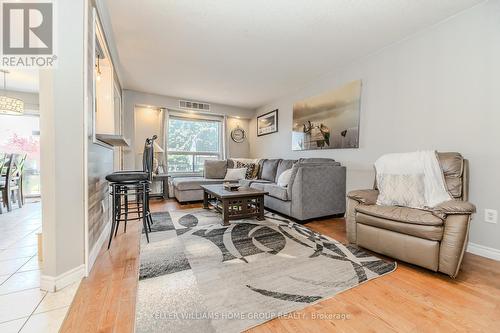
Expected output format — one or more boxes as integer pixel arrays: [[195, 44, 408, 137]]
[[292, 80, 361, 150], [257, 109, 278, 136]]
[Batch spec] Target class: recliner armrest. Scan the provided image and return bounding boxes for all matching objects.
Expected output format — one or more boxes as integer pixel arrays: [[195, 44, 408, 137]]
[[432, 200, 476, 219], [347, 189, 379, 205]]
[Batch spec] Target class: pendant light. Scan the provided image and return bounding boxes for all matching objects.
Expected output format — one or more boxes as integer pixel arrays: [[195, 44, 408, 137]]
[[96, 55, 102, 81], [0, 69, 24, 115]]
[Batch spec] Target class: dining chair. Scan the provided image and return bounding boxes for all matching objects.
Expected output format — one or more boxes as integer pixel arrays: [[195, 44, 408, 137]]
[[10, 154, 26, 207], [0, 153, 5, 171], [0, 155, 3, 214], [0, 153, 12, 213], [0, 153, 24, 212]]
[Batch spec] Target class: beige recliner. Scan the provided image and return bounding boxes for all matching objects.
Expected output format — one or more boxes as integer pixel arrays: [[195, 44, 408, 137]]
[[346, 152, 476, 278]]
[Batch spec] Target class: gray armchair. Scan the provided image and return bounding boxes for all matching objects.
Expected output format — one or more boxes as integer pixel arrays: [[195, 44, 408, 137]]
[[346, 152, 475, 278]]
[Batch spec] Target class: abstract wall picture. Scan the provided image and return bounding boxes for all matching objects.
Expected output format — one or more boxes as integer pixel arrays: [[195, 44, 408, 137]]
[[257, 109, 278, 136], [292, 80, 361, 150]]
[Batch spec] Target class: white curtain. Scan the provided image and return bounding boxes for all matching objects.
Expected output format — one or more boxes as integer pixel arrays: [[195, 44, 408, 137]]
[[222, 115, 229, 160], [160, 108, 169, 173]]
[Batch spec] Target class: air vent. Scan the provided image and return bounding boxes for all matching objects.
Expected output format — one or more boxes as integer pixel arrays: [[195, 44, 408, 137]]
[[179, 100, 210, 111]]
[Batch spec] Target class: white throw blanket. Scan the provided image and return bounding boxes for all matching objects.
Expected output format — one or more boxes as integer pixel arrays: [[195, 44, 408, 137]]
[[374, 151, 452, 208]]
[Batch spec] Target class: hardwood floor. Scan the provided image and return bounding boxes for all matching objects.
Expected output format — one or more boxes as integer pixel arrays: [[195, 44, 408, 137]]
[[61, 200, 500, 333]]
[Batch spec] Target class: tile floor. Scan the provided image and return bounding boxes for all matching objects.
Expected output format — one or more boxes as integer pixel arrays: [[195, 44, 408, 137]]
[[0, 201, 79, 333]]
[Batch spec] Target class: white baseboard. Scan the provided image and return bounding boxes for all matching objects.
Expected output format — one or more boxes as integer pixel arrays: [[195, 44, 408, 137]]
[[40, 264, 85, 292], [87, 221, 111, 275], [467, 242, 500, 261]]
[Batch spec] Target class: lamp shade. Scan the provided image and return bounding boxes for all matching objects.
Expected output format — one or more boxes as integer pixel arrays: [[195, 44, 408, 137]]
[[0, 70, 24, 115], [0, 95, 24, 114], [153, 141, 164, 153]]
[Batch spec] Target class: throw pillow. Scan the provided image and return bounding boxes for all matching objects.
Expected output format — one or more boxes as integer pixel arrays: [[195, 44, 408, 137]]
[[204, 160, 227, 179], [275, 160, 296, 182], [236, 161, 259, 179], [261, 159, 280, 181], [224, 168, 247, 181], [376, 174, 426, 208], [277, 168, 293, 187]]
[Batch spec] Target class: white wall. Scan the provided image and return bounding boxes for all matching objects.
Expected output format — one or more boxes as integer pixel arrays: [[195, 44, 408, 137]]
[[39, 0, 86, 287], [123, 90, 254, 169], [250, 1, 500, 251], [226, 117, 251, 158], [133, 106, 252, 172], [86, 1, 115, 273], [134, 106, 163, 168]]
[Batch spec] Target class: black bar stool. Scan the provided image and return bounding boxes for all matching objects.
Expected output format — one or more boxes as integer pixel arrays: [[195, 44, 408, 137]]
[[105, 136, 156, 249]]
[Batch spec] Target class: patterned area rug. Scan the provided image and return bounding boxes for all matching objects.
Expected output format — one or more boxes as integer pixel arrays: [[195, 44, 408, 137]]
[[135, 209, 396, 333]]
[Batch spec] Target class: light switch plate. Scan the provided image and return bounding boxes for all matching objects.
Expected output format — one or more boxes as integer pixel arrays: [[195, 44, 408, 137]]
[[484, 209, 498, 224]]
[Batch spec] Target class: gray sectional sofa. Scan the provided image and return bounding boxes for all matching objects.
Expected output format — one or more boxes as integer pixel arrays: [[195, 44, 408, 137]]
[[172, 177, 229, 202], [171, 159, 243, 202], [241, 158, 346, 220], [171, 158, 346, 221]]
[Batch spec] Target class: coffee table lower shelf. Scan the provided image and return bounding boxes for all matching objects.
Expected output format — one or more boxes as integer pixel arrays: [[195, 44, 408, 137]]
[[202, 188, 267, 226]]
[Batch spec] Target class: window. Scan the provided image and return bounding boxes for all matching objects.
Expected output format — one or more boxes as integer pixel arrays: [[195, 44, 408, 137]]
[[0, 114, 41, 196], [166, 115, 222, 174]]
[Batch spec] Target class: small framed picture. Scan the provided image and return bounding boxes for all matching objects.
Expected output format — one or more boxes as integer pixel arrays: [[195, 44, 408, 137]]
[[257, 109, 278, 136]]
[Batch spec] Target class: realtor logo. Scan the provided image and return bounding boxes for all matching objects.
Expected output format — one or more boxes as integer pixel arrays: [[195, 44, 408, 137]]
[[1, 1, 56, 67]]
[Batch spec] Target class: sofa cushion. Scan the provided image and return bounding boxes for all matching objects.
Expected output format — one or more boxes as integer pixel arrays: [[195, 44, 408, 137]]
[[355, 204, 443, 226], [444, 178, 463, 199], [437, 152, 463, 178], [105, 171, 149, 182], [250, 182, 267, 191], [172, 177, 225, 191], [437, 152, 463, 198], [264, 184, 289, 201], [298, 158, 338, 164], [240, 179, 271, 188], [260, 159, 281, 181], [356, 212, 444, 241], [204, 160, 227, 179], [275, 159, 296, 181]]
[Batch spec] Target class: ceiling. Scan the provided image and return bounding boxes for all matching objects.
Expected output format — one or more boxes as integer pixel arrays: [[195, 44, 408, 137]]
[[0, 69, 39, 93], [103, 0, 482, 109]]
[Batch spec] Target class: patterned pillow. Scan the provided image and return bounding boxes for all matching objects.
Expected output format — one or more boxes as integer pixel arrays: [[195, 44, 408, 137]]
[[376, 174, 426, 209], [236, 161, 259, 179]]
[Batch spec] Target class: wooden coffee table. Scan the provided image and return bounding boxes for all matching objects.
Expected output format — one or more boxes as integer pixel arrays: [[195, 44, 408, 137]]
[[201, 184, 268, 226]]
